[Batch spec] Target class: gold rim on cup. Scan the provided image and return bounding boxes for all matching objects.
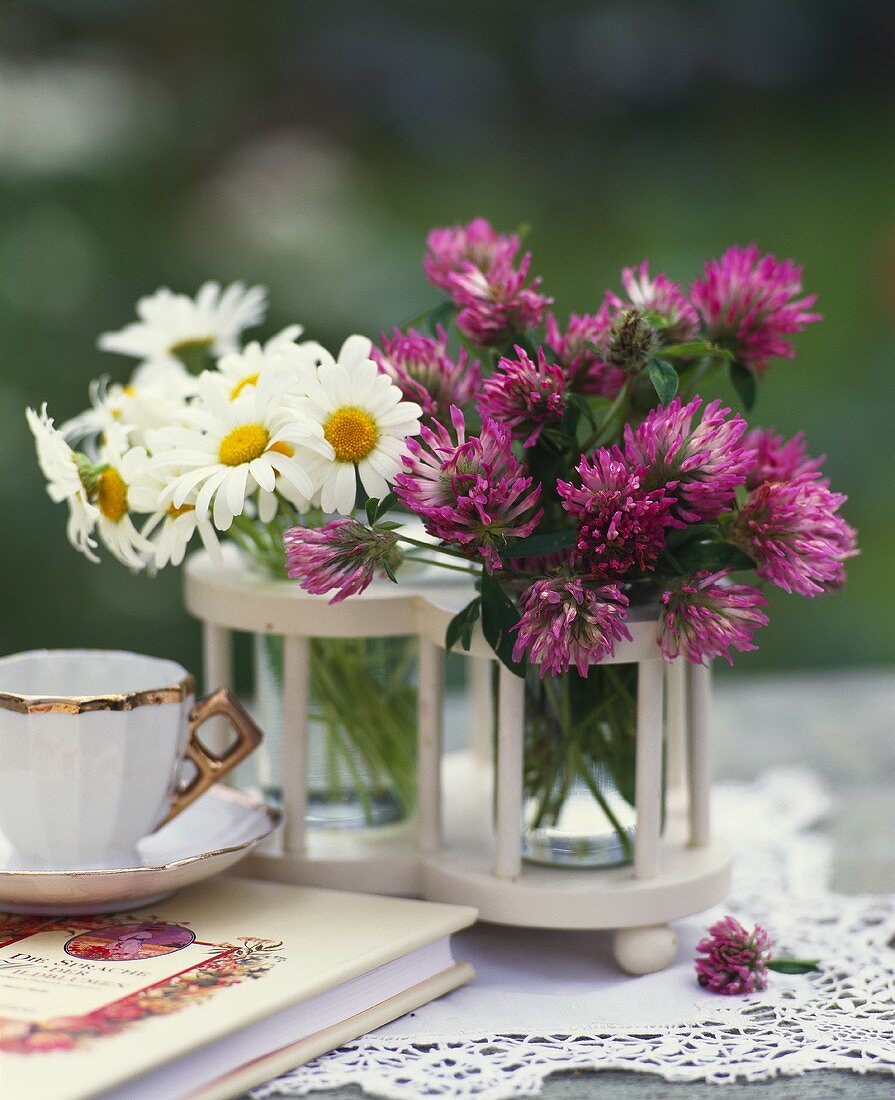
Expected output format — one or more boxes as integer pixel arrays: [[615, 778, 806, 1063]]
[[0, 674, 196, 715]]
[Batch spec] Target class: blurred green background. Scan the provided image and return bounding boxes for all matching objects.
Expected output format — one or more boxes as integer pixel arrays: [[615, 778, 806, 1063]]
[[2, 0, 892, 678]]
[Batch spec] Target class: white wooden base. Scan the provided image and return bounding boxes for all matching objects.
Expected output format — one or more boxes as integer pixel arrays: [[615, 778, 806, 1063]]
[[238, 750, 731, 941]]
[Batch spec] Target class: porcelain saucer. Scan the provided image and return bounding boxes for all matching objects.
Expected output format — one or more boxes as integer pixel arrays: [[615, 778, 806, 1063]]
[[0, 787, 279, 915]]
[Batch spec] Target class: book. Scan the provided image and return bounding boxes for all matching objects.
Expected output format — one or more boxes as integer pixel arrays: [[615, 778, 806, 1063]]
[[0, 877, 477, 1100]]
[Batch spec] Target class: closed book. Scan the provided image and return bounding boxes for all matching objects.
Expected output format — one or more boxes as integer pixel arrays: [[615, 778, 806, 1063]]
[[0, 877, 477, 1099]]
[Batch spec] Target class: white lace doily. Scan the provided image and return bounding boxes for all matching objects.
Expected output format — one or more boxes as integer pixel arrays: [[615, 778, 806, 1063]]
[[252, 769, 895, 1098]]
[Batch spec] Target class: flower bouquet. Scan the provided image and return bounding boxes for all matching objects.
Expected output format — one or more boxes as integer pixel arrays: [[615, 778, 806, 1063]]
[[284, 220, 857, 867], [26, 285, 425, 826]]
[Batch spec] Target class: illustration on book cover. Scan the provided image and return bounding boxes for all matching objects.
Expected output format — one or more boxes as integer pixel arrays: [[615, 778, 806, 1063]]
[[0, 913, 285, 1055]]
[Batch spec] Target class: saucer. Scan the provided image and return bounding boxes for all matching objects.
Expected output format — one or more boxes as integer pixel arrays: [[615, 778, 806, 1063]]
[[0, 787, 280, 915]]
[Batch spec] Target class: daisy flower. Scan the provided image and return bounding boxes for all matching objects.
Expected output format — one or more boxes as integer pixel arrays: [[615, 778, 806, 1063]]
[[296, 335, 422, 516], [149, 370, 329, 532], [212, 332, 315, 404], [26, 404, 99, 562], [90, 438, 155, 570], [128, 465, 221, 571], [62, 376, 190, 454], [98, 280, 267, 374]]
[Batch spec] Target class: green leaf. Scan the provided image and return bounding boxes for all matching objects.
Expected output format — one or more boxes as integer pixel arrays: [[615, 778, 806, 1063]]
[[566, 392, 596, 427], [480, 574, 525, 675], [767, 959, 821, 975], [672, 540, 755, 574], [647, 359, 679, 405], [661, 341, 733, 361], [365, 492, 398, 525], [400, 300, 455, 336], [729, 361, 757, 411], [508, 529, 576, 559], [445, 597, 481, 653]]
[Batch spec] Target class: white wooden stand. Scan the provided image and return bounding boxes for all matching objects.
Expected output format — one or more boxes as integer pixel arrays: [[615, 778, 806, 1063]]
[[184, 550, 731, 975]]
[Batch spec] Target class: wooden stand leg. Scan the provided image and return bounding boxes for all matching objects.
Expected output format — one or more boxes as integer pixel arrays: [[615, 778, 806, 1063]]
[[202, 623, 233, 757], [281, 635, 310, 855], [418, 638, 444, 854], [613, 924, 678, 975], [494, 666, 525, 881], [634, 659, 664, 880], [687, 662, 712, 848]]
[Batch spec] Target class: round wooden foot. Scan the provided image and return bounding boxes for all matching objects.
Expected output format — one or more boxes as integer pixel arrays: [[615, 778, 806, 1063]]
[[612, 924, 678, 975]]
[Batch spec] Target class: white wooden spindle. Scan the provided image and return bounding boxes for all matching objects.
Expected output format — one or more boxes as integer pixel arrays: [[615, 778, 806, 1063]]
[[665, 660, 687, 792], [202, 623, 233, 756], [418, 638, 444, 853], [281, 634, 310, 855], [634, 659, 665, 880], [494, 665, 525, 880], [470, 656, 493, 764], [687, 661, 712, 847]]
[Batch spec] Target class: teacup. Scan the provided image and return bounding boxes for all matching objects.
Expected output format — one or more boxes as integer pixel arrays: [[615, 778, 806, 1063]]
[[0, 649, 262, 870]]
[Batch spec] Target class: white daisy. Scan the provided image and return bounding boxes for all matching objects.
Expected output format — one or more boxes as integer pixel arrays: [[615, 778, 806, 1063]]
[[128, 465, 221, 571], [149, 369, 329, 532], [98, 280, 267, 373], [62, 375, 190, 454], [90, 438, 155, 570], [296, 335, 422, 515], [213, 330, 314, 403], [27, 404, 99, 562]]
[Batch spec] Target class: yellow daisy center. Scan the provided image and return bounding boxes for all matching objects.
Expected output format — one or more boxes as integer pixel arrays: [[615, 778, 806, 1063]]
[[324, 406, 379, 463], [219, 424, 270, 466], [269, 440, 295, 457], [229, 372, 259, 400], [168, 502, 195, 519], [97, 468, 128, 522]]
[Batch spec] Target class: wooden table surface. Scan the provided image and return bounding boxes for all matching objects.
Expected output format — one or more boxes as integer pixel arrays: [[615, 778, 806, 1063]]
[[254, 669, 895, 1099]]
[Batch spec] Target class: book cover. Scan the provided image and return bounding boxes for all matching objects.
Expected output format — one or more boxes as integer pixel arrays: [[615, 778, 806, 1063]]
[[0, 877, 476, 1099]]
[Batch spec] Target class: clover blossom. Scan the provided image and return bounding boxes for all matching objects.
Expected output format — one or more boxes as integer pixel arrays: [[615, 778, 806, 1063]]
[[558, 450, 682, 577], [424, 217, 519, 292], [544, 309, 625, 398], [690, 244, 821, 375], [373, 325, 480, 422], [695, 916, 773, 995], [608, 261, 699, 346], [478, 346, 567, 446], [284, 518, 401, 603], [449, 253, 551, 348], [511, 577, 631, 677], [394, 406, 542, 571], [624, 396, 753, 523], [659, 570, 768, 665], [744, 427, 826, 490]]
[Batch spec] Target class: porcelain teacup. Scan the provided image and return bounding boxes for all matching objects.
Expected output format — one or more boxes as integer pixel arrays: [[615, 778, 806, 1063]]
[[0, 649, 262, 870]]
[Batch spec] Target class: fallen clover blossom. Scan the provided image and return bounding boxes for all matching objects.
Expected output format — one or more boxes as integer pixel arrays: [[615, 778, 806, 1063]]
[[696, 916, 820, 995], [284, 518, 400, 603]]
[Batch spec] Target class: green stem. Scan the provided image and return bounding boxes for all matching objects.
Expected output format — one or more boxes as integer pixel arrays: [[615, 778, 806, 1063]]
[[580, 378, 632, 453], [396, 533, 475, 560]]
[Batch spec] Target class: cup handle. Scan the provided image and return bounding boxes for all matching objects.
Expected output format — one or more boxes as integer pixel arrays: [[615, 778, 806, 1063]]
[[158, 689, 263, 828]]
